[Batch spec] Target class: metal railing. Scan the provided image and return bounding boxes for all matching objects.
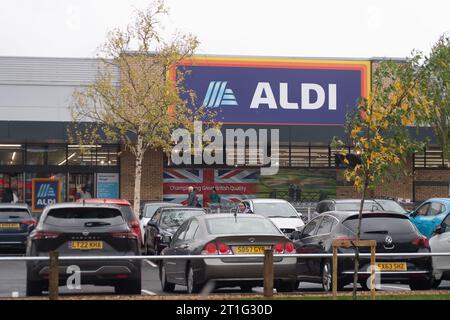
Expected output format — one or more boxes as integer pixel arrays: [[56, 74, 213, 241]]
[[2, 251, 450, 299]]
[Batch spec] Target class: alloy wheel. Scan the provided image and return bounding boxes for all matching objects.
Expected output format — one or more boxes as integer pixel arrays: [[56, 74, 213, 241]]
[[322, 262, 332, 292]]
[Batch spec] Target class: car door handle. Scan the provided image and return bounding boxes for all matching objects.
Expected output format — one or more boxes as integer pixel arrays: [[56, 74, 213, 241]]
[[180, 244, 190, 249]]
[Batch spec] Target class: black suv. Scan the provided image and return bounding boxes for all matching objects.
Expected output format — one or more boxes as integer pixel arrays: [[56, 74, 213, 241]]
[[26, 203, 141, 296]]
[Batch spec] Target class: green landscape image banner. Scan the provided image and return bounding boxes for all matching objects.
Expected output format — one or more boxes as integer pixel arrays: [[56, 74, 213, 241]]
[[257, 169, 337, 199]]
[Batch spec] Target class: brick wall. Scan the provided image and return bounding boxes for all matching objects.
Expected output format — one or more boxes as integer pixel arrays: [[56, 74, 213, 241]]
[[120, 146, 163, 203], [336, 158, 414, 200], [414, 170, 450, 202]]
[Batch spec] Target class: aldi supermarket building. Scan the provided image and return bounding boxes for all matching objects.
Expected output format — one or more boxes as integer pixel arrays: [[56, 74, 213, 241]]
[[0, 56, 447, 212]]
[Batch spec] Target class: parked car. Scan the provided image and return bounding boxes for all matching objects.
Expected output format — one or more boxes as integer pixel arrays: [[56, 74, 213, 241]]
[[159, 214, 297, 293], [26, 203, 141, 296], [429, 211, 450, 288], [0, 204, 36, 251], [408, 198, 450, 239], [144, 207, 206, 255], [315, 199, 383, 215], [76, 198, 142, 246], [139, 202, 182, 245], [291, 211, 433, 291], [240, 199, 304, 237]]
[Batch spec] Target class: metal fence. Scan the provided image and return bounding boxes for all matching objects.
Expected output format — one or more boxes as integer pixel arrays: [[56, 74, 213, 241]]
[[2, 251, 450, 299]]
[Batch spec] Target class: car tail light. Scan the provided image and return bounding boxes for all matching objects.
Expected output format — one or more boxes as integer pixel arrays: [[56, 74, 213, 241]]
[[217, 243, 232, 255], [284, 242, 295, 254], [274, 243, 284, 254], [22, 219, 37, 226], [202, 242, 218, 255], [274, 242, 295, 254], [111, 232, 138, 240], [412, 236, 429, 248], [128, 221, 142, 242], [32, 231, 61, 240]]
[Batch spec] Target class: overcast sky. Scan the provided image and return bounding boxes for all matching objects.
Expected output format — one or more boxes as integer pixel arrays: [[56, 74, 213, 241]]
[[0, 0, 448, 59]]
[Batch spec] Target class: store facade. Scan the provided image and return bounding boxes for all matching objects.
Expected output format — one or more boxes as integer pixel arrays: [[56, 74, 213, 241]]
[[0, 56, 447, 210]]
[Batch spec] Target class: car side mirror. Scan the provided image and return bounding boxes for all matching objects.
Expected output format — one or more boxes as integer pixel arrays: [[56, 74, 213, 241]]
[[162, 235, 172, 244], [409, 211, 417, 217], [435, 224, 446, 235], [290, 230, 301, 240], [147, 220, 158, 228]]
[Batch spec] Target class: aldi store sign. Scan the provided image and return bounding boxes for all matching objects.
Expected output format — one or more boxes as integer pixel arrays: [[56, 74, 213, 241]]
[[32, 178, 61, 212], [175, 57, 370, 125]]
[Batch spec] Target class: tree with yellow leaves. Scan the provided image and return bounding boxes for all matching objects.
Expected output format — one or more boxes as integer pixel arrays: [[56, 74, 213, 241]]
[[333, 56, 428, 299], [70, 2, 218, 216]]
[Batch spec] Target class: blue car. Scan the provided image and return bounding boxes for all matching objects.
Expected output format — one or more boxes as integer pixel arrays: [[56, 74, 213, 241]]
[[409, 198, 450, 239], [0, 203, 36, 251]]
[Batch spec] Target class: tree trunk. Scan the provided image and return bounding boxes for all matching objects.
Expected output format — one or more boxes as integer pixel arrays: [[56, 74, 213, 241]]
[[133, 136, 145, 217], [352, 180, 368, 300]]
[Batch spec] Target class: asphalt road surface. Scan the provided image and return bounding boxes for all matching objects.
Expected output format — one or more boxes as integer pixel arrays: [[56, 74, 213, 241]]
[[1, 250, 449, 298]]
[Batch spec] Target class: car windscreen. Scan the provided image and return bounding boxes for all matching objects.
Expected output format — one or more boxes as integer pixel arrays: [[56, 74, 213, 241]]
[[252, 202, 299, 218], [374, 200, 407, 214], [44, 207, 125, 227], [206, 217, 281, 235], [144, 205, 162, 218], [335, 202, 382, 212], [343, 215, 415, 234], [160, 210, 204, 228], [0, 208, 30, 219]]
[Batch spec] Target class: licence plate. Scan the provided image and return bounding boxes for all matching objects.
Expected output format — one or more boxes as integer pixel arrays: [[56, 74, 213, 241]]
[[233, 246, 271, 254], [0, 223, 20, 229], [70, 241, 103, 250], [376, 262, 407, 271]]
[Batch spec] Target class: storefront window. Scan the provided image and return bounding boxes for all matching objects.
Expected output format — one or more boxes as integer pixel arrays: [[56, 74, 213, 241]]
[[97, 146, 119, 166], [68, 146, 96, 166], [310, 146, 330, 167], [69, 173, 94, 202], [0, 145, 23, 165], [0, 173, 25, 203]]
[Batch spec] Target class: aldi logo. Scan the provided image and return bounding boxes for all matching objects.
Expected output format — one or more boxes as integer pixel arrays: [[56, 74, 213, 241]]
[[203, 81, 238, 108], [32, 179, 61, 212]]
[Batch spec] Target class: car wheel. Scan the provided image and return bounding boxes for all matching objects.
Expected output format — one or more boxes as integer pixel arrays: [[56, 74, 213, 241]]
[[321, 261, 332, 292], [160, 264, 175, 292], [240, 284, 253, 292], [115, 278, 142, 295], [26, 278, 44, 296], [409, 278, 433, 291], [276, 280, 297, 292], [186, 265, 203, 294], [432, 275, 442, 289]]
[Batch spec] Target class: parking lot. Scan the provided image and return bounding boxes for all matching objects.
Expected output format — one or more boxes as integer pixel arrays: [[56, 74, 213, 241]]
[[1, 250, 449, 298]]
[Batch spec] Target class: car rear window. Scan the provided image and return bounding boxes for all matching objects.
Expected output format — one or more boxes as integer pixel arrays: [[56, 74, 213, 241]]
[[161, 210, 205, 228], [253, 202, 299, 218], [120, 206, 137, 222], [0, 208, 30, 219], [343, 215, 415, 234], [335, 202, 382, 212], [206, 217, 281, 235], [44, 207, 125, 227]]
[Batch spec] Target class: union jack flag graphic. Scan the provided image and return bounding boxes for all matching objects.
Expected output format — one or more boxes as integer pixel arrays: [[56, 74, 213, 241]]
[[163, 168, 259, 206]]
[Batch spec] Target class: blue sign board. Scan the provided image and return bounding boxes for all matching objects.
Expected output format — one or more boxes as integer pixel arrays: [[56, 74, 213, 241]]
[[32, 179, 61, 212], [176, 57, 370, 125], [96, 173, 119, 199]]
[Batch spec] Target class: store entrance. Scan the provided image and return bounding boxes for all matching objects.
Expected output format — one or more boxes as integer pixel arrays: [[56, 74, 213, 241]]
[[0, 173, 24, 203], [69, 174, 94, 201]]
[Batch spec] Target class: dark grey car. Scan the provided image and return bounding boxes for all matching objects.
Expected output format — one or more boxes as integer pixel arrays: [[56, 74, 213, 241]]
[[26, 203, 141, 296], [159, 214, 297, 294]]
